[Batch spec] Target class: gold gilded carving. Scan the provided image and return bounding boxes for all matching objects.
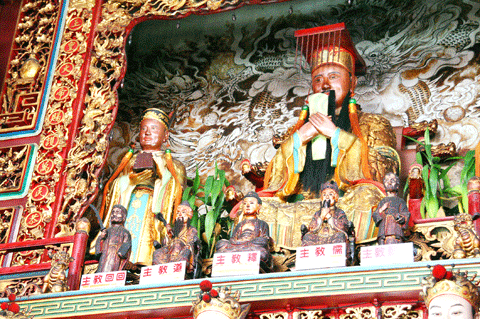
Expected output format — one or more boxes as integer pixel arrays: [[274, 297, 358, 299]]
[[294, 310, 325, 319], [260, 312, 288, 319], [0, 145, 29, 194], [381, 305, 423, 319], [42, 250, 74, 293], [0, 277, 44, 298], [340, 307, 376, 319], [412, 220, 456, 259], [0, 0, 59, 134], [452, 213, 480, 259]]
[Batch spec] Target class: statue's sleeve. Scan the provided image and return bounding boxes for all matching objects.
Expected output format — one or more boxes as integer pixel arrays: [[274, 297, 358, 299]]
[[265, 132, 307, 198], [334, 208, 349, 231], [331, 129, 365, 189], [372, 199, 385, 226]]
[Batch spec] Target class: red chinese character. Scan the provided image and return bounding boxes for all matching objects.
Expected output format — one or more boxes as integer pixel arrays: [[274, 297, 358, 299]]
[[362, 248, 373, 259], [375, 246, 386, 258], [116, 272, 126, 281], [231, 254, 241, 264], [143, 267, 153, 277], [387, 246, 395, 257], [158, 265, 168, 274], [105, 273, 114, 282], [93, 275, 103, 284], [216, 255, 226, 265], [299, 248, 309, 259], [173, 263, 183, 273], [247, 252, 258, 262], [81, 276, 91, 286], [333, 245, 343, 255], [315, 246, 325, 257]]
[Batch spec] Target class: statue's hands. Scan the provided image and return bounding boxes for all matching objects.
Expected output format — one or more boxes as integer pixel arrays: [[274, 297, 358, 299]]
[[308, 113, 337, 138], [379, 202, 390, 214], [129, 170, 153, 185], [99, 229, 107, 239], [395, 215, 406, 224], [320, 207, 331, 221], [166, 224, 173, 238], [297, 113, 337, 143]]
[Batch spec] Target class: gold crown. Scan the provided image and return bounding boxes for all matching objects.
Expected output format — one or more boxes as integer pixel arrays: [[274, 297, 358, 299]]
[[192, 285, 250, 319], [142, 108, 170, 129], [311, 46, 354, 74], [421, 266, 480, 310]]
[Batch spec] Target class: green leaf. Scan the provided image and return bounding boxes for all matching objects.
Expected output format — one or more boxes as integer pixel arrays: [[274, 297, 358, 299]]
[[204, 209, 216, 244], [190, 210, 198, 228], [182, 186, 192, 202], [429, 166, 438, 197], [210, 179, 224, 208], [416, 152, 423, 165], [193, 167, 201, 192], [203, 176, 214, 203]]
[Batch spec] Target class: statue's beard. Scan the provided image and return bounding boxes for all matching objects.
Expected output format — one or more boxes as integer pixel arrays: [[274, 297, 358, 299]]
[[172, 217, 191, 237]]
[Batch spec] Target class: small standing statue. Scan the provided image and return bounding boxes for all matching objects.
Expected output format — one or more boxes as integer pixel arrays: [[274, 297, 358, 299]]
[[95, 204, 132, 273], [215, 192, 272, 270], [152, 201, 201, 277], [301, 181, 353, 262], [421, 264, 480, 319], [372, 172, 410, 245]]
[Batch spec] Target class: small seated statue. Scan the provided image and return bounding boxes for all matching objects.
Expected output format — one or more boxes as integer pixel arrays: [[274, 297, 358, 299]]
[[215, 191, 272, 270], [372, 172, 410, 245], [95, 204, 132, 273], [301, 181, 353, 263], [152, 201, 201, 276]]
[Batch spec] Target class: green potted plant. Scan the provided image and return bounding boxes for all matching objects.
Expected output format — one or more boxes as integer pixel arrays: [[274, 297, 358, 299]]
[[405, 129, 476, 219], [182, 163, 234, 275]]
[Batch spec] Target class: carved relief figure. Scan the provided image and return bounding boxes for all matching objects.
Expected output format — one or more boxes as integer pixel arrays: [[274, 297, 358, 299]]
[[372, 172, 410, 245], [100, 108, 186, 265], [152, 201, 201, 276], [42, 250, 74, 293], [301, 181, 353, 262], [452, 213, 480, 259], [95, 204, 132, 273], [215, 192, 272, 270]]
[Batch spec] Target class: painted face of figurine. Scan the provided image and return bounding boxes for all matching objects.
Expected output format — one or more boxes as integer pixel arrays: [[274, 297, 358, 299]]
[[111, 206, 127, 224], [139, 118, 168, 152], [311, 64, 357, 111], [243, 196, 260, 217], [428, 294, 474, 319], [177, 204, 193, 223], [321, 187, 338, 207], [383, 172, 400, 193]]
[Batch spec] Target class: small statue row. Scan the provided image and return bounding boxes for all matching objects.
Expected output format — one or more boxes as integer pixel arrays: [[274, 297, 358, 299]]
[[95, 191, 273, 276], [95, 171, 411, 275]]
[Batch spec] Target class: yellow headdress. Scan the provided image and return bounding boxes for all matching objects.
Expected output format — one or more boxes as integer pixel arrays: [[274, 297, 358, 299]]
[[142, 108, 170, 130], [192, 280, 250, 319], [421, 265, 480, 311], [294, 22, 366, 75]]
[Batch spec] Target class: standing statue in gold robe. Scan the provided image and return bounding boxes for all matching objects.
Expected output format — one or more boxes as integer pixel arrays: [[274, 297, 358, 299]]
[[100, 108, 186, 266]]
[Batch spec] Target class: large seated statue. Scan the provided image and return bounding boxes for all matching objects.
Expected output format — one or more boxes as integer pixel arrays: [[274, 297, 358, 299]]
[[216, 192, 273, 271], [98, 108, 186, 266], [242, 23, 399, 247]]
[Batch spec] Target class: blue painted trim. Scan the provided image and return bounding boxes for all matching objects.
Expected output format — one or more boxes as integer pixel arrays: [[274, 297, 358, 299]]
[[0, 144, 38, 200], [293, 132, 300, 173], [0, 0, 70, 141]]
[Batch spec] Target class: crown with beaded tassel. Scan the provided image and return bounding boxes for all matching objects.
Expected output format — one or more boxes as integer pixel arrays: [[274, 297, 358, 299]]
[[421, 265, 480, 312], [192, 280, 250, 319]]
